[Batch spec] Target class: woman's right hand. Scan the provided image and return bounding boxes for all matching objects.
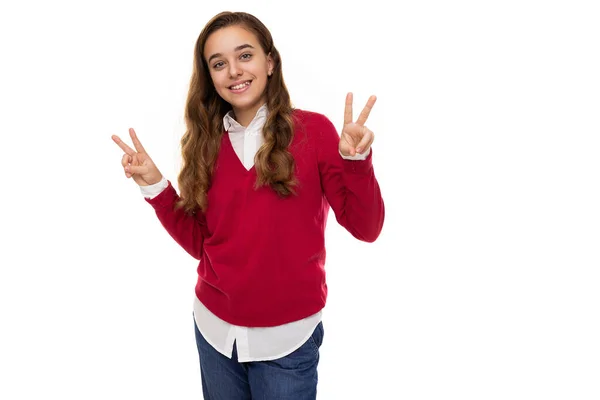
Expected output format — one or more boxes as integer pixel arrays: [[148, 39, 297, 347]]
[[112, 128, 163, 186]]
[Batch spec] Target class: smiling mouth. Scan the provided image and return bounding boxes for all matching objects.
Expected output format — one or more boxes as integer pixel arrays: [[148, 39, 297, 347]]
[[229, 81, 251, 90]]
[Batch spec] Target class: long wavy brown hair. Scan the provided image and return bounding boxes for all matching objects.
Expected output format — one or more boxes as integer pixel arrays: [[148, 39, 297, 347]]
[[176, 11, 297, 214]]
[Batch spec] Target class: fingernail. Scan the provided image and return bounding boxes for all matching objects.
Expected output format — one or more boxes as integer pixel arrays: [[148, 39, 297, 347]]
[[356, 147, 362, 153]]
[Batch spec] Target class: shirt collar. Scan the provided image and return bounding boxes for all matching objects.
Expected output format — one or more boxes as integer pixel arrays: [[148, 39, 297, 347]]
[[223, 103, 269, 133]]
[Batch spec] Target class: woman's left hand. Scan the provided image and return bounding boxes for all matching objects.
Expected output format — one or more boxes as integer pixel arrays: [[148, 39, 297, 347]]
[[339, 92, 377, 157]]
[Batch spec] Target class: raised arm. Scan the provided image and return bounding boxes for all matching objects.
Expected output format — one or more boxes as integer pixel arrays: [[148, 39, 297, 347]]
[[112, 129, 205, 259], [316, 93, 385, 242]]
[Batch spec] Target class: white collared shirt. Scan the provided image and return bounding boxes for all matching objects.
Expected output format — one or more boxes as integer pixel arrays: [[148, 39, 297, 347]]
[[141, 104, 368, 361]]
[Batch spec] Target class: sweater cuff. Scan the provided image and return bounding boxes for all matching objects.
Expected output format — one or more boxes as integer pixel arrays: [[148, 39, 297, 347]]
[[145, 180, 177, 208], [342, 147, 373, 173], [339, 147, 371, 161], [140, 176, 169, 199]]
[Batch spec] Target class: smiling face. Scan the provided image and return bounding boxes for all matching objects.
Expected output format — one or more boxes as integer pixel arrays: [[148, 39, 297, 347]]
[[204, 25, 274, 126]]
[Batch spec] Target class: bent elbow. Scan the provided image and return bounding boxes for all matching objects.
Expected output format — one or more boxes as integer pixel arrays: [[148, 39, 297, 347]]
[[353, 218, 385, 243]]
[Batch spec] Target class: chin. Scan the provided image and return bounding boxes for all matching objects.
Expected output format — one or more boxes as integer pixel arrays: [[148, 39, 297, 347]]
[[230, 94, 263, 110], [232, 98, 257, 110]]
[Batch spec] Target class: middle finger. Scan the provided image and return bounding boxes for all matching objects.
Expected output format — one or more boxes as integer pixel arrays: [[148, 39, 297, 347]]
[[112, 135, 136, 156], [356, 95, 377, 126]]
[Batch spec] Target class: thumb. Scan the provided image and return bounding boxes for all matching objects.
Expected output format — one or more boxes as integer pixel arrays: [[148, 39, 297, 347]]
[[355, 127, 374, 154], [125, 165, 150, 175], [339, 134, 357, 157]]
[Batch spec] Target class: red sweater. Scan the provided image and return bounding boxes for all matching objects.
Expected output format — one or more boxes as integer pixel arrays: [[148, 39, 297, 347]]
[[146, 109, 385, 327]]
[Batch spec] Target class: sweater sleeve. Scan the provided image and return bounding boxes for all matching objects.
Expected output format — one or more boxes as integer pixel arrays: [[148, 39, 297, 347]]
[[144, 180, 205, 260], [315, 113, 385, 242]]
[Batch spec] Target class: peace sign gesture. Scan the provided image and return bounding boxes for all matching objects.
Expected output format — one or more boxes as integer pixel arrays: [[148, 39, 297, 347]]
[[339, 92, 377, 157], [112, 128, 163, 186]]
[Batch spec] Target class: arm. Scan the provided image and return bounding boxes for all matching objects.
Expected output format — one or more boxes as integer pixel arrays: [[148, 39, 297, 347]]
[[144, 179, 206, 260], [112, 129, 205, 259], [316, 113, 385, 242]]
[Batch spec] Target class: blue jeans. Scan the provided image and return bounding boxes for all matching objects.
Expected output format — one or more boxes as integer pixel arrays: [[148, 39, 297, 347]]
[[194, 318, 324, 399]]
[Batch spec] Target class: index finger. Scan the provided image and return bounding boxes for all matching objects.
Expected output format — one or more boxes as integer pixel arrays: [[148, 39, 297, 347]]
[[344, 92, 353, 125], [356, 95, 377, 126], [129, 128, 147, 154], [111, 135, 136, 156]]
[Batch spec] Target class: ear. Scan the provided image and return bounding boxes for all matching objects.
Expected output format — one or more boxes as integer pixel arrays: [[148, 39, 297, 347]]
[[267, 52, 274, 76]]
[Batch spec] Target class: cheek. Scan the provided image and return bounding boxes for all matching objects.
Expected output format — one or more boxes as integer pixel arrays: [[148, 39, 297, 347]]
[[210, 73, 228, 94], [209, 71, 221, 87]]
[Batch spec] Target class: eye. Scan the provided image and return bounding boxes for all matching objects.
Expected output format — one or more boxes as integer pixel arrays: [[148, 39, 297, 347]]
[[240, 53, 252, 60], [212, 61, 224, 69]]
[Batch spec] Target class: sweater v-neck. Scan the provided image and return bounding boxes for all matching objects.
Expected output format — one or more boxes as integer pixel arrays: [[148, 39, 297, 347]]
[[223, 132, 257, 175]]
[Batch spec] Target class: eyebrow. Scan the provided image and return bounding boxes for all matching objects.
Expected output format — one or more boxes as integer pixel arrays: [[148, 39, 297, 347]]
[[207, 44, 255, 64]]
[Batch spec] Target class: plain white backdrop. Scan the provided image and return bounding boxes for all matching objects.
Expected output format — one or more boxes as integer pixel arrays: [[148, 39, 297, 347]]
[[1, 0, 599, 398]]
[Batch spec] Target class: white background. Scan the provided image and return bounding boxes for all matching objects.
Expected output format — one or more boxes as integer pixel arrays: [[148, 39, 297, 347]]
[[1, 0, 599, 399]]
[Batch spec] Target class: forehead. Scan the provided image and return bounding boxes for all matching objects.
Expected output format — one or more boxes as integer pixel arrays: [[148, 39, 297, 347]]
[[204, 25, 261, 58]]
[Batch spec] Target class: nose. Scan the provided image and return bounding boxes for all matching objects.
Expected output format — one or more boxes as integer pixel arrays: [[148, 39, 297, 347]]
[[228, 61, 242, 77]]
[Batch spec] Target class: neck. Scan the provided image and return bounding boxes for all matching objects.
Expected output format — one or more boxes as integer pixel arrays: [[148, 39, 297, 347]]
[[232, 101, 266, 127]]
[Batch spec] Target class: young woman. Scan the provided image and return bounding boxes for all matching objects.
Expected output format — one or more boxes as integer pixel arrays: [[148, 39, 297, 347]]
[[112, 11, 384, 399]]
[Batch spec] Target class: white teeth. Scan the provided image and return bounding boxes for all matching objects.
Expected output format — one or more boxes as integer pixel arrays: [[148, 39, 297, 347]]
[[231, 81, 250, 90]]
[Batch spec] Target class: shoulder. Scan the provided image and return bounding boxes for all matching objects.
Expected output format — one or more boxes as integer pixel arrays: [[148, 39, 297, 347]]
[[292, 108, 337, 134], [290, 109, 340, 158]]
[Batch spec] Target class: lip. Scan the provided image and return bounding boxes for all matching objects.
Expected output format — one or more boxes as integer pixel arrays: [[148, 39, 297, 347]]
[[229, 80, 251, 88], [229, 80, 252, 94]]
